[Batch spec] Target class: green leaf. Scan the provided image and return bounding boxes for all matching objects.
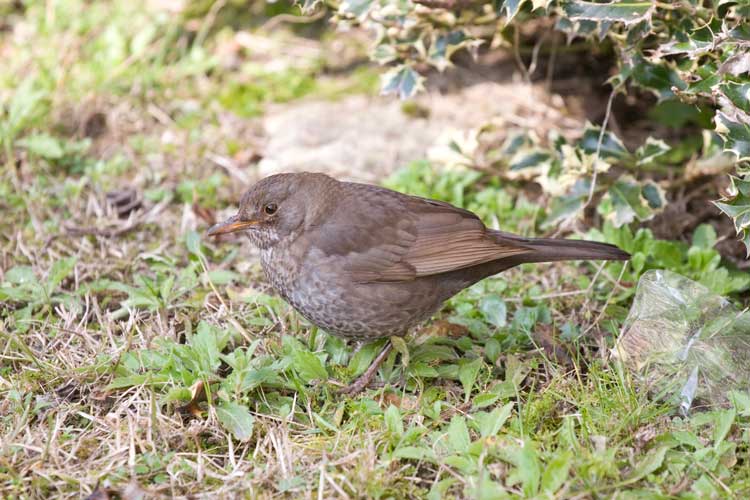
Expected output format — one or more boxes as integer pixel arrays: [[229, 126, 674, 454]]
[[384, 405, 404, 437], [718, 82, 750, 115], [348, 339, 386, 376], [393, 446, 435, 461], [604, 175, 666, 226], [580, 125, 629, 159], [185, 230, 202, 256], [292, 349, 328, 383], [562, 1, 653, 26], [715, 111, 750, 162], [635, 137, 670, 166], [476, 402, 514, 438], [46, 257, 76, 295], [458, 358, 483, 402], [541, 450, 572, 494], [712, 408, 736, 447], [390, 336, 409, 368], [625, 446, 668, 483], [5, 266, 37, 286], [189, 321, 226, 374], [691, 224, 717, 249], [17, 134, 64, 159], [503, 0, 527, 20], [381, 66, 424, 100], [447, 415, 471, 453], [479, 296, 507, 328], [713, 175, 750, 256], [216, 401, 255, 441]]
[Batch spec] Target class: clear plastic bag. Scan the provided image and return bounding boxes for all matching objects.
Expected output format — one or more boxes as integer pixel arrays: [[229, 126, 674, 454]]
[[613, 269, 750, 414]]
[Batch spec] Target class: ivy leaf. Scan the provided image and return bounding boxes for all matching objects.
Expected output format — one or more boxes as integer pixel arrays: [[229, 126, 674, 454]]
[[713, 175, 750, 257], [380, 66, 425, 100], [604, 175, 666, 226], [562, 1, 653, 26], [216, 401, 255, 441]]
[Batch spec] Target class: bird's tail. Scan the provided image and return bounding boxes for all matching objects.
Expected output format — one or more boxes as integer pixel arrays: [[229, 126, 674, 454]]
[[490, 230, 630, 264]]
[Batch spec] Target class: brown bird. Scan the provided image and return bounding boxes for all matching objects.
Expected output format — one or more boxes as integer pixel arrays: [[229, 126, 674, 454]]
[[207, 172, 629, 393]]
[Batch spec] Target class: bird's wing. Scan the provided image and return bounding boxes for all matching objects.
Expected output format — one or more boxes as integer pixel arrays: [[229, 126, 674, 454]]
[[305, 184, 530, 283]]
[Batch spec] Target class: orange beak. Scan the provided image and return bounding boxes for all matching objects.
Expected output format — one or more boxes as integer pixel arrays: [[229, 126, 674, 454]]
[[206, 215, 258, 236]]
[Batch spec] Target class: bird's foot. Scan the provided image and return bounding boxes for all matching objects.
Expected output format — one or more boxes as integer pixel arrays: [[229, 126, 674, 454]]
[[337, 341, 394, 396]]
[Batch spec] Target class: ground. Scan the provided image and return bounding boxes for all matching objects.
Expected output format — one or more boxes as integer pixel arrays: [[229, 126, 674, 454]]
[[1, 1, 749, 499]]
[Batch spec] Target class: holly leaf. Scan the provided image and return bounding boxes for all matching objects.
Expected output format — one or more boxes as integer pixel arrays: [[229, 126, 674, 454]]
[[715, 111, 750, 162], [562, 1, 653, 26], [381, 66, 425, 100], [603, 175, 666, 226], [714, 175, 750, 257]]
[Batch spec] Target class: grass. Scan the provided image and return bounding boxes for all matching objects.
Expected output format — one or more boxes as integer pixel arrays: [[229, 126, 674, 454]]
[[2, 1, 750, 498]]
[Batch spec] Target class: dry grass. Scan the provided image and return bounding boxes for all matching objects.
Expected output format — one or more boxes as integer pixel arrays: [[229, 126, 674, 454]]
[[2, 1, 750, 498]]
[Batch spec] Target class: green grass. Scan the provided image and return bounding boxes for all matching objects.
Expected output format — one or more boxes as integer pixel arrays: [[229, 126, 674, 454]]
[[1, 1, 750, 498]]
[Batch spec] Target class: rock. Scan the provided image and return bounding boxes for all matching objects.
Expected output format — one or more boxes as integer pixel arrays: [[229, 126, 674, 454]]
[[258, 81, 584, 183]]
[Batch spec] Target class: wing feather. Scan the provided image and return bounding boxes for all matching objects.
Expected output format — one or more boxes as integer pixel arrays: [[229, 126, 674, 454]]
[[304, 182, 530, 283]]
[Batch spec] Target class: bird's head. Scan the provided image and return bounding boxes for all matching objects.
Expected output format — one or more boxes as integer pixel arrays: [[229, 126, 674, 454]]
[[207, 172, 335, 249]]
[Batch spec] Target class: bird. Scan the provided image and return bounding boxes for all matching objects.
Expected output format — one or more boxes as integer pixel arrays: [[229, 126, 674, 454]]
[[207, 172, 629, 394]]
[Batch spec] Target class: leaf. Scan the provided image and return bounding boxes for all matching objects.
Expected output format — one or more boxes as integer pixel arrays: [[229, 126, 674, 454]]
[[691, 224, 717, 249], [292, 349, 328, 383], [338, 0, 373, 19], [541, 450, 572, 494], [185, 230, 202, 256], [348, 339, 386, 376], [458, 358, 483, 402], [635, 137, 670, 166], [625, 446, 668, 483], [543, 178, 590, 229], [628, 56, 686, 99], [476, 402, 514, 438], [380, 66, 425, 100], [580, 125, 629, 159], [604, 175, 666, 226], [713, 175, 750, 256], [479, 296, 507, 328], [17, 134, 64, 159], [503, 0, 527, 20], [206, 269, 240, 285], [216, 401, 254, 441], [719, 82, 750, 113], [502, 441, 541, 496], [5, 266, 38, 286], [390, 336, 409, 368], [447, 415, 471, 454], [715, 111, 750, 162], [189, 321, 226, 374], [562, 1, 653, 26], [46, 257, 76, 295], [393, 446, 435, 461], [712, 408, 736, 447], [384, 405, 404, 437]]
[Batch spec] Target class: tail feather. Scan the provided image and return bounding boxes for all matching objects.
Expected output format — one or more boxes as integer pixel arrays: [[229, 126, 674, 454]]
[[490, 230, 630, 264]]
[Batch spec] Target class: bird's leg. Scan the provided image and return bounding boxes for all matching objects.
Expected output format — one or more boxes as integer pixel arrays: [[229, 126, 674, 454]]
[[339, 341, 394, 395]]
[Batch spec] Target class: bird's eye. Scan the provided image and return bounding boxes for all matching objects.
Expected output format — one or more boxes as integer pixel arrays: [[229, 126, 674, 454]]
[[264, 203, 278, 215]]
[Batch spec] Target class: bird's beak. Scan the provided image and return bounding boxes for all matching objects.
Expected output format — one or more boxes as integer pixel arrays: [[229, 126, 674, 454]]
[[206, 215, 258, 236]]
